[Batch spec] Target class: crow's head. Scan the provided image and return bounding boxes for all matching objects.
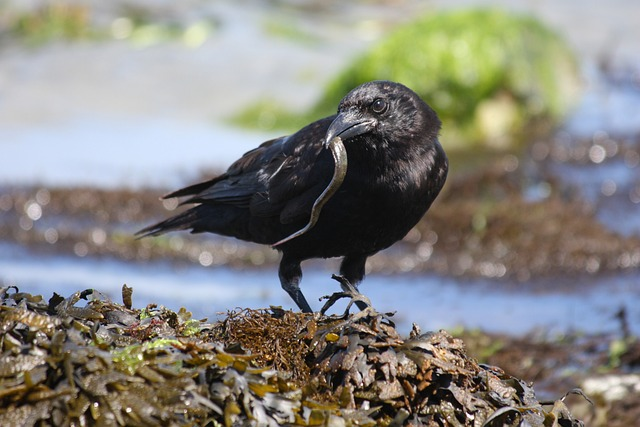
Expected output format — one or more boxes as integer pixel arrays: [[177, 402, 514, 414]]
[[324, 81, 441, 148]]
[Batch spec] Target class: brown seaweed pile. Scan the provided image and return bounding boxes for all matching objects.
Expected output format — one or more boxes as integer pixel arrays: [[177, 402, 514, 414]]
[[0, 286, 585, 426]]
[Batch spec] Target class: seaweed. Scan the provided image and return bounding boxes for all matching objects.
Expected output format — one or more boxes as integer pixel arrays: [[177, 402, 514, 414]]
[[0, 285, 586, 426]]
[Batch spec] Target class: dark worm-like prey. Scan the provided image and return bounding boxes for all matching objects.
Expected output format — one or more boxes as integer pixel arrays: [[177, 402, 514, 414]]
[[272, 136, 347, 247]]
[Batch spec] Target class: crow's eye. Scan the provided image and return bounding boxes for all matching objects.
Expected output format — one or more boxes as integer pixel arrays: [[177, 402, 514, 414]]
[[371, 98, 387, 114]]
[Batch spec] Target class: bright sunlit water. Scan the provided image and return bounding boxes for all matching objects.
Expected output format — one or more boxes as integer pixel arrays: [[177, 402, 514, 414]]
[[2, 243, 637, 336], [0, 117, 274, 188]]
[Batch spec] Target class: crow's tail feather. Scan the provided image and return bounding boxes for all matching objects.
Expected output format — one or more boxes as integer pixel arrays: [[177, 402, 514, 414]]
[[135, 208, 202, 239]]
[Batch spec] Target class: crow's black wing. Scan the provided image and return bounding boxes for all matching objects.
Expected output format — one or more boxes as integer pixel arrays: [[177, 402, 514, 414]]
[[260, 117, 336, 224], [166, 137, 280, 206], [175, 116, 335, 224], [135, 137, 281, 239]]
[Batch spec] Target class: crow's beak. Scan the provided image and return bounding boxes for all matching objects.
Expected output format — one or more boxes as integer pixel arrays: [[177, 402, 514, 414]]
[[324, 112, 376, 148]]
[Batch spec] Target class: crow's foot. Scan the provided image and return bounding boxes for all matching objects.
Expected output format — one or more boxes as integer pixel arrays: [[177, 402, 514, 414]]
[[319, 274, 373, 317]]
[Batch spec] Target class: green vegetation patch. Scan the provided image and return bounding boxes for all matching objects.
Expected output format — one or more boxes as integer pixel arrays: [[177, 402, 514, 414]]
[[1, 2, 217, 47], [234, 8, 581, 148], [6, 2, 99, 45]]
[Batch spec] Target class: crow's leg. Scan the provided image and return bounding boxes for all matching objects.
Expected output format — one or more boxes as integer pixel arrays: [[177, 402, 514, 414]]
[[337, 255, 370, 311], [278, 256, 312, 313], [338, 255, 366, 289]]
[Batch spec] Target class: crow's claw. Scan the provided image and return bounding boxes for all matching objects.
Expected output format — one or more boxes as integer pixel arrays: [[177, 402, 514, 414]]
[[319, 274, 373, 316]]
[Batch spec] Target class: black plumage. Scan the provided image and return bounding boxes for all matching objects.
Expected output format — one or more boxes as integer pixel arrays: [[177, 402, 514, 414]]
[[137, 81, 448, 312]]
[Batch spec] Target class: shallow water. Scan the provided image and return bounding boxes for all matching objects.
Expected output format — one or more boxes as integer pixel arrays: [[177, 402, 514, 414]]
[[0, 117, 274, 188], [2, 243, 638, 336]]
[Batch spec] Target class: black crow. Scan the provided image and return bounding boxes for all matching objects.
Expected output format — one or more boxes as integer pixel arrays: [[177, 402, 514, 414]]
[[137, 81, 448, 312]]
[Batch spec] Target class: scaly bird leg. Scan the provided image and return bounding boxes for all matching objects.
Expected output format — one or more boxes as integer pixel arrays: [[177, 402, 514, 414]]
[[279, 257, 312, 313]]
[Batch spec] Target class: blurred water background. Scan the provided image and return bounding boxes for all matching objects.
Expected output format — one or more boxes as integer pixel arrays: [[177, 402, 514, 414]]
[[1, 0, 639, 336]]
